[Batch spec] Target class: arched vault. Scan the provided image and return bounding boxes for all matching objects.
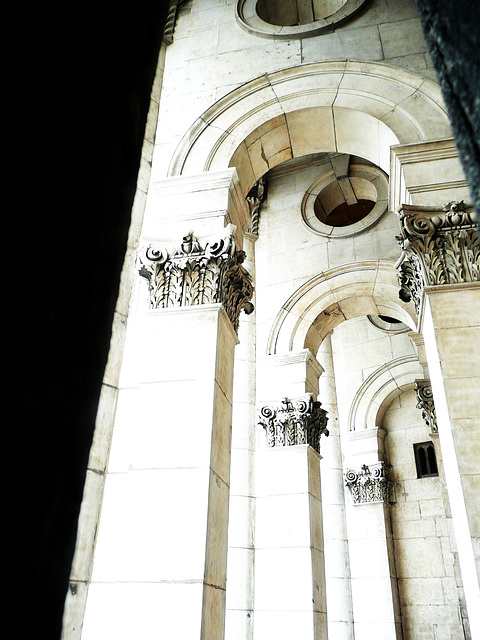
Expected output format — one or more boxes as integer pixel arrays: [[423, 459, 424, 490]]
[[267, 261, 417, 357], [169, 60, 451, 198]]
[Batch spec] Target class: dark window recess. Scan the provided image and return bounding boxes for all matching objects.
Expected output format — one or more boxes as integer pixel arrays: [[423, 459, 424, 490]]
[[414, 442, 439, 478], [378, 314, 401, 324]]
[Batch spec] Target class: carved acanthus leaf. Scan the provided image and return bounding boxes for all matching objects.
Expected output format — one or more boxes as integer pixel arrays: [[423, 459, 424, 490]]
[[344, 462, 393, 504], [138, 225, 254, 332], [414, 379, 438, 434], [246, 176, 267, 236], [258, 394, 329, 454], [395, 201, 479, 307]]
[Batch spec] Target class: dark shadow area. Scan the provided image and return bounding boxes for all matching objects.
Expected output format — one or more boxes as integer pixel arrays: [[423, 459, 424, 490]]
[[416, 0, 480, 224], [18, 2, 170, 638]]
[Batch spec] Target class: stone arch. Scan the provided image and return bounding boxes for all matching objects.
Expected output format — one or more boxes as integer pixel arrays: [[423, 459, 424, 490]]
[[168, 61, 451, 198], [347, 355, 424, 432], [266, 261, 417, 356]]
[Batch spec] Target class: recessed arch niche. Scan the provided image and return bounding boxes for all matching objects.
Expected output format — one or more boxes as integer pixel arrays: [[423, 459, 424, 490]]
[[347, 355, 424, 432], [168, 61, 451, 202], [266, 261, 417, 356], [236, 0, 368, 39]]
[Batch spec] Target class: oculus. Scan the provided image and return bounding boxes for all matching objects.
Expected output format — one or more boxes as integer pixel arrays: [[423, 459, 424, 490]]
[[301, 153, 389, 238], [236, 0, 368, 38], [367, 314, 409, 334]]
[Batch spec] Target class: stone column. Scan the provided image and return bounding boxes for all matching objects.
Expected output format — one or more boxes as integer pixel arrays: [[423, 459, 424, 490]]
[[254, 351, 329, 640], [396, 200, 480, 637], [343, 429, 402, 640], [225, 230, 258, 640], [80, 170, 253, 640], [317, 335, 354, 640]]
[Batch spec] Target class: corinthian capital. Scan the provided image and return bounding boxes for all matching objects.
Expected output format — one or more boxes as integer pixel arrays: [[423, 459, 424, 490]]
[[395, 201, 479, 309], [138, 225, 254, 332], [258, 394, 329, 454], [344, 462, 393, 505]]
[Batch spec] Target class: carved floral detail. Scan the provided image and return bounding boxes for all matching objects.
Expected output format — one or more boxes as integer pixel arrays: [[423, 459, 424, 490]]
[[258, 394, 329, 454], [138, 225, 254, 332], [414, 379, 438, 434], [344, 462, 393, 505], [395, 201, 479, 309], [246, 176, 266, 236]]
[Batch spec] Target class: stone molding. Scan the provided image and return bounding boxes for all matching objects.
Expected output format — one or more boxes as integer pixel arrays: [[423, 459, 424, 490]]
[[138, 225, 254, 332], [414, 379, 438, 434], [258, 394, 329, 454], [344, 462, 393, 505], [396, 201, 479, 313]]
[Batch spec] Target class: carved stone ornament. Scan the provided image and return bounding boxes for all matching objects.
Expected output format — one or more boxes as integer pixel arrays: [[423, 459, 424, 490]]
[[246, 176, 266, 236], [395, 201, 479, 311], [163, 0, 188, 45], [258, 394, 329, 454], [138, 225, 254, 333], [344, 462, 393, 505], [414, 379, 438, 434]]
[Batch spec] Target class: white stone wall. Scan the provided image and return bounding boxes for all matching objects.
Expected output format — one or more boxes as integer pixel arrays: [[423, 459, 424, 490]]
[[383, 388, 465, 640], [151, 0, 435, 182], [254, 158, 405, 359]]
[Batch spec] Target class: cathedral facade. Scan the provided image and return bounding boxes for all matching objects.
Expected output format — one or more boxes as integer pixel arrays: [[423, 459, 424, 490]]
[[62, 1, 480, 639]]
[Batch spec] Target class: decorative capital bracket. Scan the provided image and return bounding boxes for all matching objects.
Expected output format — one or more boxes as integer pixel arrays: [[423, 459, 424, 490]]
[[258, 394, 329, 454], [395, 201, 479, 311], [138, 225, 254, 332], [344, 462, 394, 505], [246, 176, 266, 236], [414, 379, 438, 434]]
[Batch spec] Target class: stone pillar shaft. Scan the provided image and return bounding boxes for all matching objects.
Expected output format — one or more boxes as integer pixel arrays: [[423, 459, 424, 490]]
[[254, 354, 328, 640], [80, 170, 253, 640], [317, 334, 354, 640], [254, 445, 327, 640], [225, 232, 258, 640], [422, 288, 480, 637], [395, 201, 480, 638], [344, 431, 401, 640]]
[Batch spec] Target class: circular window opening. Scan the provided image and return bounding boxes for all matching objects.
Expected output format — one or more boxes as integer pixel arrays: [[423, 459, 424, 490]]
[[236, 0, 369, 39], [367, 315, 409, 334], [317, 198, 375, 227], [256, 0, 347, 26], [378, 315, 401, 324], [314, 176, 377, 228]]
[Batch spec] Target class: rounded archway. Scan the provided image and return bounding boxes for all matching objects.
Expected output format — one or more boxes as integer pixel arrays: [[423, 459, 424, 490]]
[[168, 61, 451, 200], [347, 355, 424, 432], [266, 261, 417, 356]]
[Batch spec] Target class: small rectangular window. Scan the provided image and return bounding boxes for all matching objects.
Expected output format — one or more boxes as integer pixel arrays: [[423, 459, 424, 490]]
[[414, 441, 439, 478]]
